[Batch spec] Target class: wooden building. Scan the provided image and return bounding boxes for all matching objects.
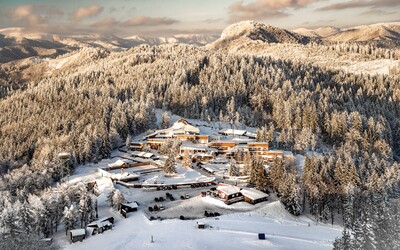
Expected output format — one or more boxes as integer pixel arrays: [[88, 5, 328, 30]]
[[146, 138, 167, 149], [247, 142, 269, 156], [208, 141, 236, 154], [87, 217, 114, 235], [195, 135, 209, 144], [68, 229, 86, 243], [216, 183, 244, 204], [240, 188, 269, 204], [130, 142, 146, 151]]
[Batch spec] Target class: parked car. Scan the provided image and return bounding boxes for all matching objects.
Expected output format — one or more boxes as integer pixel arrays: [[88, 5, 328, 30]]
[[159, 204, 165, 211], [185, 194, 190, 199]]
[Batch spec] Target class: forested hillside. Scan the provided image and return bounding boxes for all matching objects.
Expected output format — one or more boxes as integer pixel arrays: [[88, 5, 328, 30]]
[[1, 43, 400, 248]]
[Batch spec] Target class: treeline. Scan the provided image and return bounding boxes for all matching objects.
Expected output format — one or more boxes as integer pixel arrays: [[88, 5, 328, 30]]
[[0, 181, 96, 238]]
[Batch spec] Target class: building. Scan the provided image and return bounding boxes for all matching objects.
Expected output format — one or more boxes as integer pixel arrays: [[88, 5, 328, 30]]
[[130, 142, 146, 151], [265, 150, 284, 162], [146, 138, 167, 149], [87, 217, 114, 235], [180, 144, 208, 155], [248, 142, 269, 157], [131, 151, 158, 160], [219, 129, 247, 136], [146, 119, 200, 139], [265, 150, 294, 162], [120, 201, 139, 217], [216, 183, 244, 204], [208, 141, 237, 154], [196, 135, 209, 144], [240, 188, 269, 204], [68, 229, 86, 243]]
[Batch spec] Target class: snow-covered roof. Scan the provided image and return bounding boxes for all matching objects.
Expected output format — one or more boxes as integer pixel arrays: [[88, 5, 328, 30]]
[[88, 220, 112, 228], [131, 157, 153, 163], [121, 201, 138, 209], [70, 229, 85, 236], [180, 145, 208, 151], [217, 184, 241, 195], [248, 142, 269, 146], [240, 188, 269, 200], [108, 159, 132, 168], [219, 129, 247, 136]]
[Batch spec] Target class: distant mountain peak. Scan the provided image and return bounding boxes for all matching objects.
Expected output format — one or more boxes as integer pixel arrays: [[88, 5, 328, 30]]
[[210, 20, 312, 50]]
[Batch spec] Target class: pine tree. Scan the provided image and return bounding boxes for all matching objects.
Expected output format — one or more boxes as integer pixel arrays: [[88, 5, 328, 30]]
[[182, 150, 192, 169], [229, 160, 238, 177], [164, 155, 177, 174], [161, 111, 171, 129], [63, 205, 78, 235]]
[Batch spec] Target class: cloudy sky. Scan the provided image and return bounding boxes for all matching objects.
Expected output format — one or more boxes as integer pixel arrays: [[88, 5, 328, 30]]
[[0, 0, 399, 37]]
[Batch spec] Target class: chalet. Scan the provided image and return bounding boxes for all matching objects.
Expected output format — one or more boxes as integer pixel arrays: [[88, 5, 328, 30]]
[[108, 159, 134, 169], [219, 129, 256, 139], [240, 188, 269, 204], [196, 135, 209, 144], [248, 142, 269, 157], [121, 201, 138, 213], [219, 129, 247, 136], [174, 134, 196, 141], [208, 141, 236, 154], [131, 151, 158, 160], [87, 217, 114, 235], [265, 150, 294, 162], [180, 144, 208, 155], [146, 119, 200, 140], [265, 150, 284, 162], [146, 138, 167, 149], [130, 142, 146, 151], [121, 201, 139, 218], [192, 153, 214, 163], [216, 183, 244, 204], [68, 229, 86, 243]]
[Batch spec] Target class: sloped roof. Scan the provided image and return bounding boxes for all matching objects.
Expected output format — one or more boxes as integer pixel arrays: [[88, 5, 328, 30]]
[[240, 188, 269, 200], [217, 183, 241, 195]]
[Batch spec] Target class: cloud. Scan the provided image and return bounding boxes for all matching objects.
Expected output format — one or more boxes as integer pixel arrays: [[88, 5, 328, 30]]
[[360, 8, 395, 16], [71, 5, 103, 21], [91, 17, 119, 28], [317, 0, 400, 11], [122, 16, 179, 26], [8, 5, 64, 26], [204, 18, 223, 23], [228, 0, 321, 22]]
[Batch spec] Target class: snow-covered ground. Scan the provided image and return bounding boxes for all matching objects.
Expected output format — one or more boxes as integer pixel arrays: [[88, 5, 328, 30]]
[[54, 157, 342, 250], [60, 201, 341, 250]]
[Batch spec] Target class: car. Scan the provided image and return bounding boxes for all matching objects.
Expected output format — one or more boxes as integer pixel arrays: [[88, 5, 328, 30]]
[[185, 194, 190, 199], [159, 204, 165, 211], [159, 197, 164, 202], [180, 195, 185, 200]]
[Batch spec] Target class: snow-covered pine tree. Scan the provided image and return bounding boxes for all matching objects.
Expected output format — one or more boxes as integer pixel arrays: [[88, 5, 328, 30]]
[[164, 155, 177, 174], [229, 160, 238, 177], [63, 205, 78, 235], [182, 149, 192, 169], [161, 111, 171, 129]]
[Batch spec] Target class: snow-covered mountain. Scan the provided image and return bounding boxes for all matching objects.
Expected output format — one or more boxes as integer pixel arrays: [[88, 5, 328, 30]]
[[293, 22, 400, 42], [124, 34, 219, 46], [209, 21, 313, 50], [0, 29, 219, 63]]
